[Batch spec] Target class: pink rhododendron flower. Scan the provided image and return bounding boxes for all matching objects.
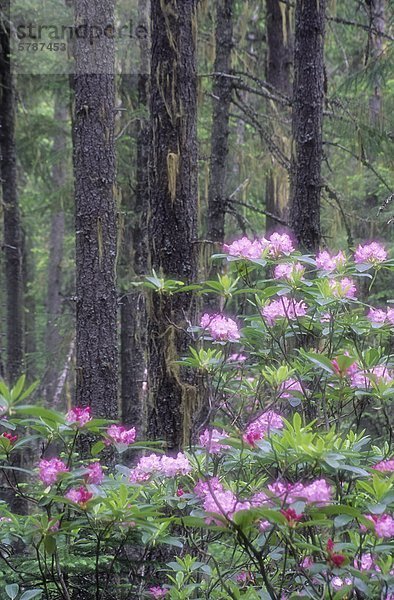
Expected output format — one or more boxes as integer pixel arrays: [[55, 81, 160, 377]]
[[251, 491, 270, 507], [243, 411, 283, 445], [130, 452, 191, 482], [65, 406, 92, 427], [332, 356, 356, 377], [298, 479, 332, 505], [279, 378, 304, 399], [129, 454, 164, 482], [259, 519, 271, 532], [39, 458, 69, 486], [354, 242, 387, 264], [326, 539, 346, 568], [262, 296, 307, 325], [268, 479, 331, 506], [331, 576, 352, 590], [316, 250, 346, 272], [372, 458, 394, 472], [105, 424, 136, 446], [2, 432, 17, 444], [160, 453, 192, 477], [367, 308, 387, 324], [329, 277, 357, 300], [223, 237, 263, 260], [199, 428, 230, 454], [387, 308, 394, 325], [350, 365, 393, 388], [194, 477, 222, 498], [200, 313, 240, 342], [65, 486, 93, 506], [149, 586, 167, 598], [301, 556, 314, 569], [235, 571, 252, 584], [274, 262, 305, 281], [85, 462, 104, 485], [365, 514, 394, 538], [281, 508, 303, 526], [228, 353, 247, 362], [266, 232, 295, 257], [354, 553, 379, 572]]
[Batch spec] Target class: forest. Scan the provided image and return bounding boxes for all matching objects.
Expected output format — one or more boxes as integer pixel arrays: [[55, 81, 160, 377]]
[[0, 0, 393, 598]]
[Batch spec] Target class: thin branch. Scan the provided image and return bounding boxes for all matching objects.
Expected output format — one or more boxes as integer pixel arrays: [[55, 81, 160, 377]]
[[228, 199, 288, 227], [323, 140, 393, 193], [326, 15, 394, 42]]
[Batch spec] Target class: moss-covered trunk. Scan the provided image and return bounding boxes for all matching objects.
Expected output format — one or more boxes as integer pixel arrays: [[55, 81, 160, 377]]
[[73, 0, 118, 420], [147, 0, 199, 450]]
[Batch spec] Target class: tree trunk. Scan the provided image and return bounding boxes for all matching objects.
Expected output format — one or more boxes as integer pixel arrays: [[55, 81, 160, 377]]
[[73, 0, 118, 419], [45, 89, 68, 402], [22, 231, 36, 382], [265, 0, 293, 233], [0, 1, 24, 384], [289, 0, 326, 252], [207, 0, 234, 246], [147, 0, 199, 450], [120, 0, 150, 433]]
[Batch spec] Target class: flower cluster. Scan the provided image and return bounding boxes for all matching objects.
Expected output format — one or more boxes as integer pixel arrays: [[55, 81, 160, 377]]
[[274, 262, 305, 281], [223, 232, 295, 260], [129, 452, 192, 482], [243, 411, 283, 445], [105, 424, 136, 446], [367, 307, 394, 325], [329, 277, 357, 299], [85, 462, 104, 484], [199, 428, 230, 454], [364, 513, 394, 538], [223, 237, 263, 260], [316, 250, 346, 272], [200, 313, 240, 342], [262, 296, 307, 325], [66, 406, 92, 427], [354, 242, 387, 264], [373, 458, 394, 472], [268, 479, 332, 506], [350, 365, 393, 388], [39, 458, 69, 486], [65, 486, 93, 507]]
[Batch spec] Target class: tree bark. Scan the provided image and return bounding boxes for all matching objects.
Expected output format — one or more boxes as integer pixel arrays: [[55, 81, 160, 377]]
[[265, 0, 293, 233], [147, 0, 199, 450], [0, 1, 24, 384], [73, 0, 118, 419], [120, 0, 150, 433], [207, 0, 234, 246], [289, 0, 326, 252], [45, 89, 68, 402]]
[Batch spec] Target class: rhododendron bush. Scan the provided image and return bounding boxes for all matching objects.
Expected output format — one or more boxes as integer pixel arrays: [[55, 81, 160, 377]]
[[0, 234, 393, 599]]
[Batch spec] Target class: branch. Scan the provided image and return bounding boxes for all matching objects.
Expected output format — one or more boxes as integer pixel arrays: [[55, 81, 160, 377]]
[[228, 199, 288, 227], [232, 93, 291, 172], [326, 15, 394, 42], [323, 140, 393, 193]]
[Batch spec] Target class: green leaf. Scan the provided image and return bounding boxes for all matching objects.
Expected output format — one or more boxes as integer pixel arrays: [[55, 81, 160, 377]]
[[20, 591, 43, 600], [302, 351, 335, 373], [44, 535, 56, 555], [14, 406, 64, 424], [91, 441, 105, 456], [5, 584, 19, 600]]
